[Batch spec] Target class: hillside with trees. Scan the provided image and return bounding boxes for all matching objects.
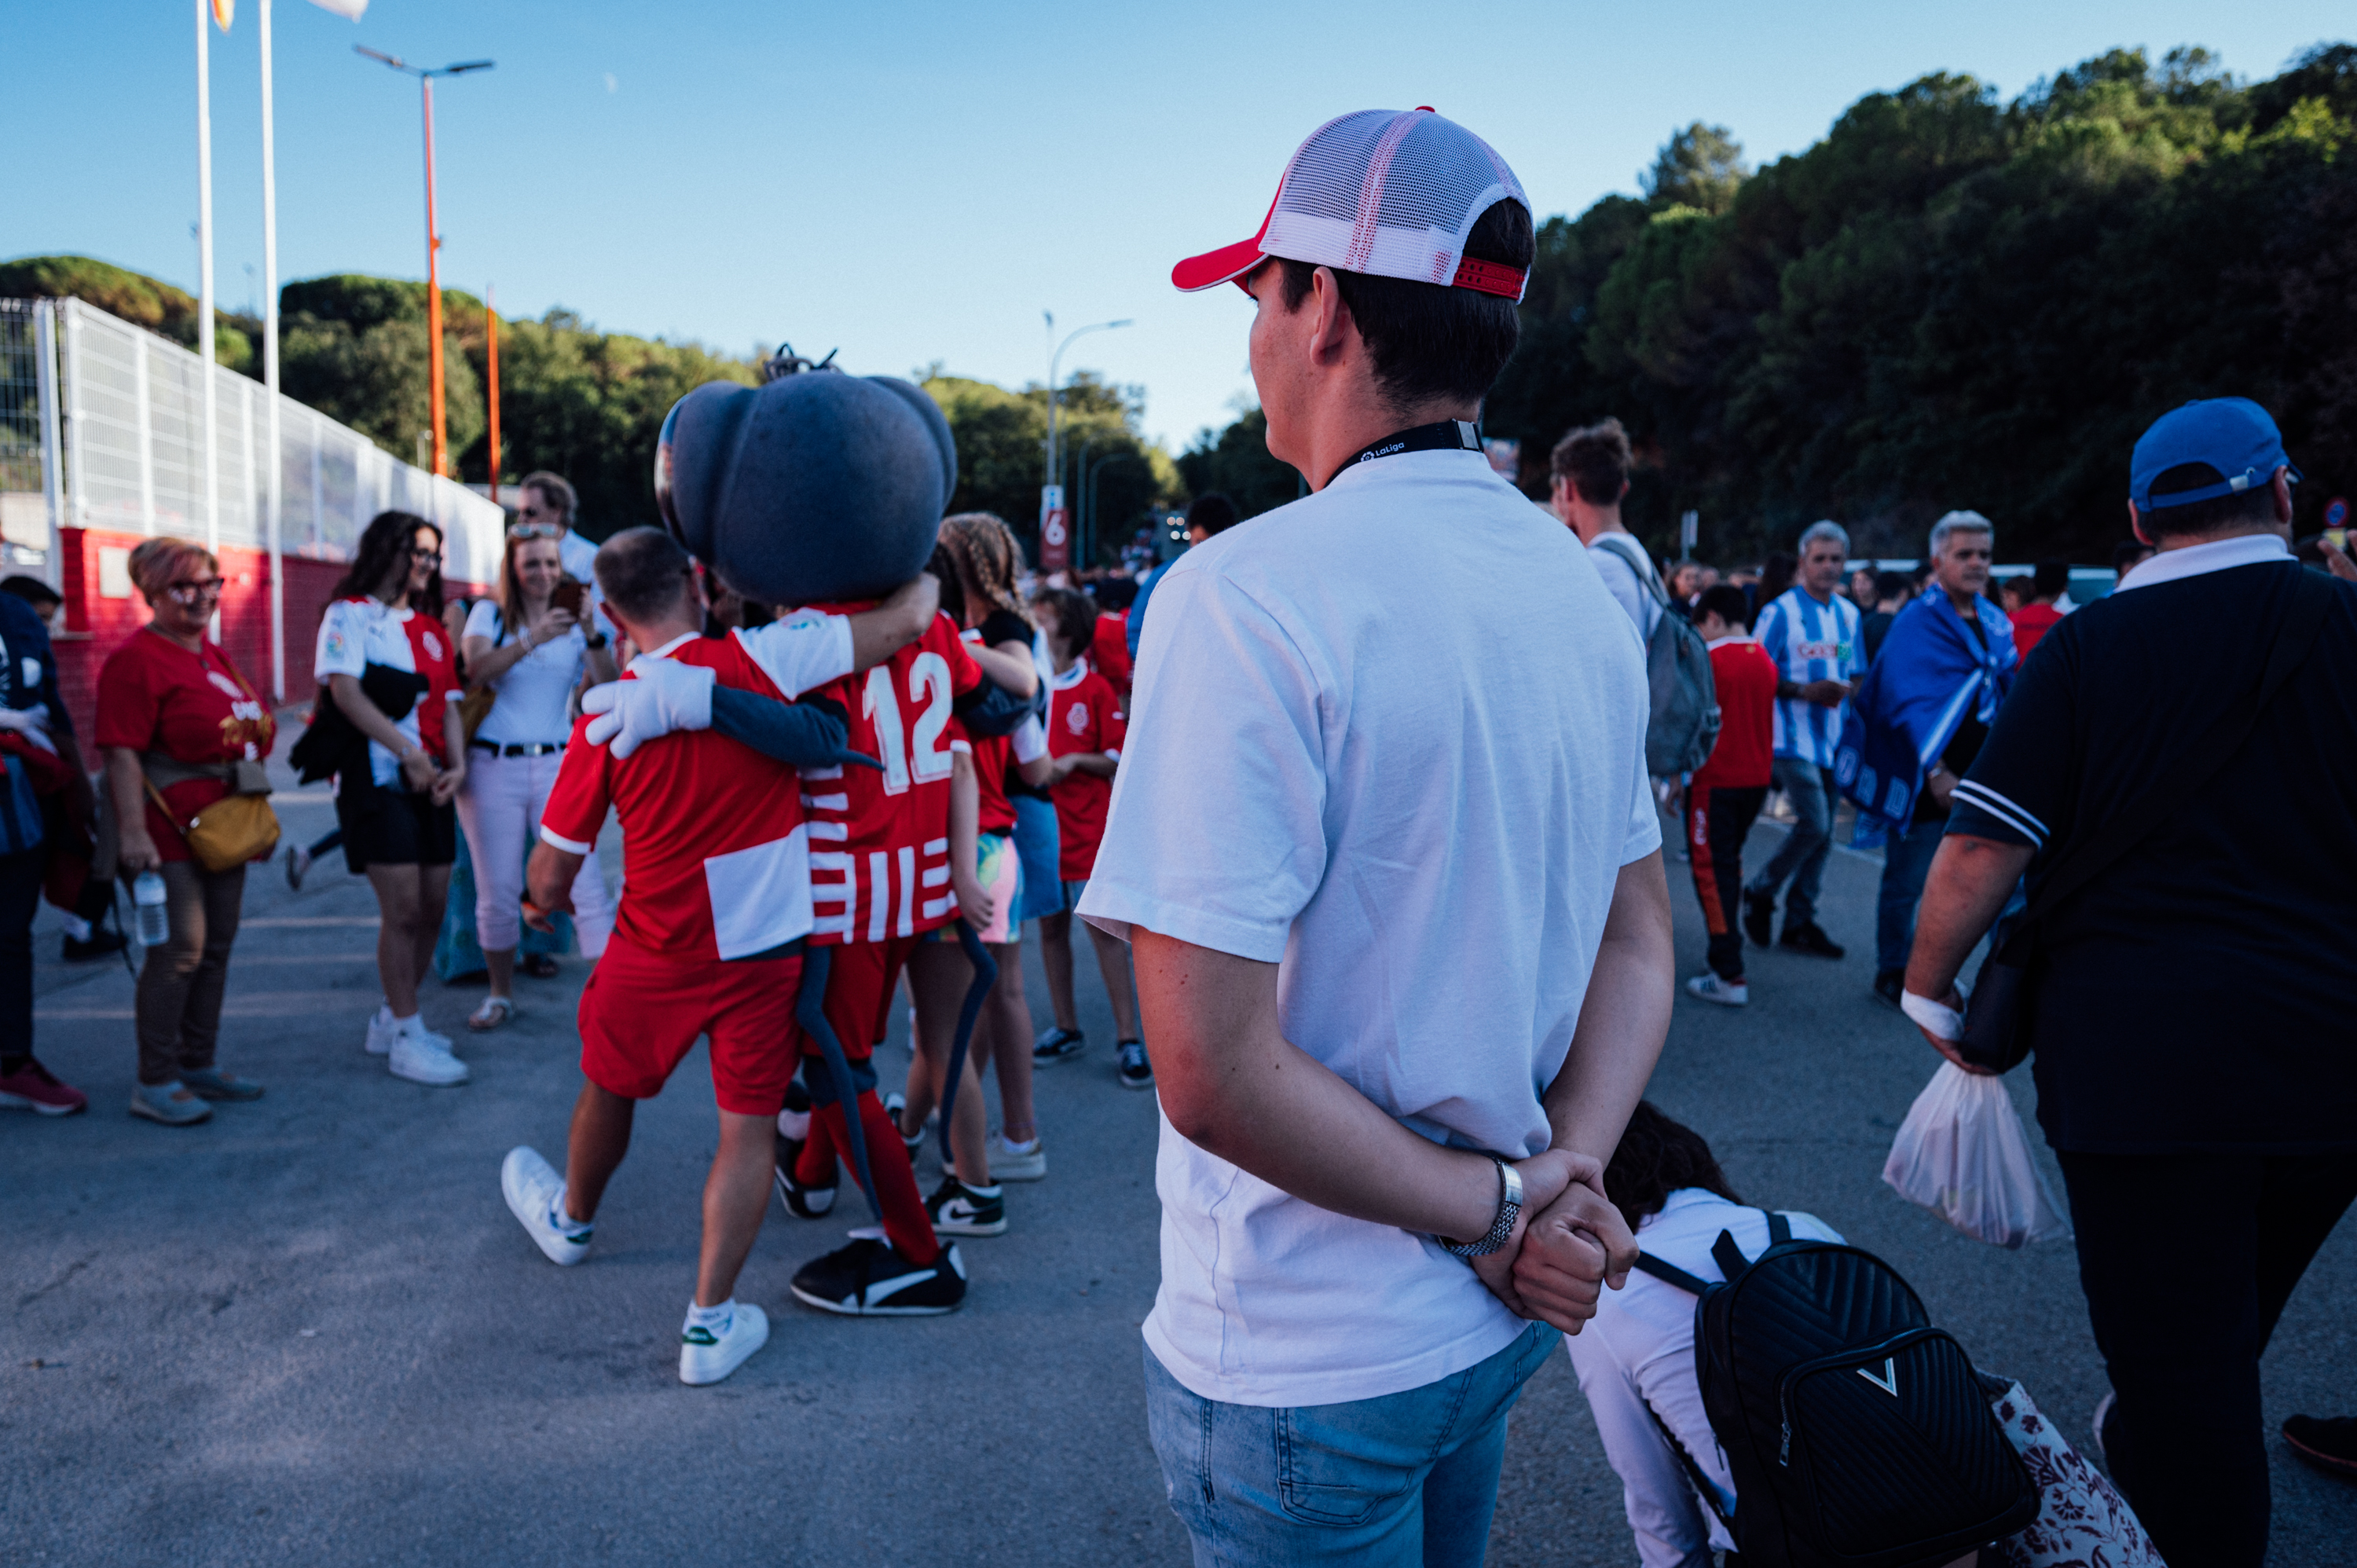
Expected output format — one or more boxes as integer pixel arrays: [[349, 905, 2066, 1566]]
[[1197, 42, 2357, 564], [2, 258, 1179, 555]]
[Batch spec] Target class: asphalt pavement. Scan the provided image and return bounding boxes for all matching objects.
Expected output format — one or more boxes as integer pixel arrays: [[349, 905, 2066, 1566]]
[[5, 750, 2352, 1566]]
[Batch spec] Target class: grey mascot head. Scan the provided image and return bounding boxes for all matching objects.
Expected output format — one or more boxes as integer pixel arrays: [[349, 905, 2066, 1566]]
[[654, 368, 956, 606]]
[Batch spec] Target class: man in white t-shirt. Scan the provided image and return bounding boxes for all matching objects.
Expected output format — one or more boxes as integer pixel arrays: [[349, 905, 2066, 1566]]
[[1549, 415, 1663, 642], [515, 471, 615, 641], [1085, 108, 1675, 1564]]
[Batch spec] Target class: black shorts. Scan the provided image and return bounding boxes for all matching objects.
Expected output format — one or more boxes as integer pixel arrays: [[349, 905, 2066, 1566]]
[[337, 780, 457, 873]]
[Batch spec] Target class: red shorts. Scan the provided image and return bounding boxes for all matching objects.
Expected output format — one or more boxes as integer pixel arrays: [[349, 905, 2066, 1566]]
[[577, 933, 801, 1116], [798, 933, 926, 1062]]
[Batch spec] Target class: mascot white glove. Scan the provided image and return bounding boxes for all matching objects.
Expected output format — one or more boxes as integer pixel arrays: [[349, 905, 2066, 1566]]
[[581, 658, 714, 760], [0, 702, 57, 754]]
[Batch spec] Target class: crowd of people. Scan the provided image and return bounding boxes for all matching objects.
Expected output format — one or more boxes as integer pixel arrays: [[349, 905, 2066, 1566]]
[[5, 103, 2355, 1568]]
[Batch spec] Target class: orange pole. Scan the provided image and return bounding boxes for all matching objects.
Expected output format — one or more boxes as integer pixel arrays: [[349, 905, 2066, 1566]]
[[486, 287, 500, 503], [422, 75, 447, 477]]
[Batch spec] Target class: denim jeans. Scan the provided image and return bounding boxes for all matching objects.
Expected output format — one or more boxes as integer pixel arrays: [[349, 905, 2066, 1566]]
[[1143, 1321, 1561, 1567], [1011, 793, 1063, 924], [1875, 815, 1945, 974], [1746, 756, 1836, 925]]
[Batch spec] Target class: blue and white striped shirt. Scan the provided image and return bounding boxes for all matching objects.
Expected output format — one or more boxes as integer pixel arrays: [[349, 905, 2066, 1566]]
[[1756, 587, 1864, 768]]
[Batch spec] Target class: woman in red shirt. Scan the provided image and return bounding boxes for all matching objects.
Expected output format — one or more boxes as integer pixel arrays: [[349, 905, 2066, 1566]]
[[97, 537, 277, 1125]]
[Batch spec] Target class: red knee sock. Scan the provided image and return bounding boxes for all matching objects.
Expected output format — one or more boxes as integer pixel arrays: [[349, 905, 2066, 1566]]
[[808, 1090, 940, 1264]]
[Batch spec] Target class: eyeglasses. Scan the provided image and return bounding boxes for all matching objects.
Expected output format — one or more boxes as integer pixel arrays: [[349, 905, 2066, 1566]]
[[409, 548, 442, 564], [508, 522, 563, 540], [165, 577, 226, 604]]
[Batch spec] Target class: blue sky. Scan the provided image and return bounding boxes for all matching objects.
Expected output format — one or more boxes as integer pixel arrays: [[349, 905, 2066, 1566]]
[[7, 2, 2338, 452]]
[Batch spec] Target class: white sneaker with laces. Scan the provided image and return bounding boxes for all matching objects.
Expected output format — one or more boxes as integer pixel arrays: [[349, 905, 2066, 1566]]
[[390, 1020, 468, 1086], [680, 1302, 768, 1386], [1685, 974, 1749, 1007], [501, 1146, 589, 1265], [985, 1130, 1047, 1181]]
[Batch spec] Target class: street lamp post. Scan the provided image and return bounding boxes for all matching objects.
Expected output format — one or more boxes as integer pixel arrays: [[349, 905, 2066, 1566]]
[[1039, 313, 1129, 572], [357, 46, 493, 478]]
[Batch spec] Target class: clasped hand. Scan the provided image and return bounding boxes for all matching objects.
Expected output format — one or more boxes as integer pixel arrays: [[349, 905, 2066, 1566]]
[[1466, 1148, 1637, 1336]]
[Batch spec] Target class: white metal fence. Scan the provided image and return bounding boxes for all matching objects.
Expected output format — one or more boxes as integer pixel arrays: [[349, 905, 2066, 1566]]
[[0, 296, 504, 588]]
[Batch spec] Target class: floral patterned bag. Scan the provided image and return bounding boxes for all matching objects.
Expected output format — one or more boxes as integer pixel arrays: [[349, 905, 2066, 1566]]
[[1989, 1380, 2166, 1566]]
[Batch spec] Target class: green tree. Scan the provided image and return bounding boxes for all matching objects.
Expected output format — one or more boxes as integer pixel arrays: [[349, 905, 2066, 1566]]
[[922, 368, 1179, 567], [2, 253, 255, 369], [1175, 409, 1301, 520], [1641, 123, 1748, 214]]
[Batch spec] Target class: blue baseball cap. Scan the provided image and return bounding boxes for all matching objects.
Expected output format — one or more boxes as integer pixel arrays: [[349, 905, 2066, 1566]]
[[2129, 397, 2302, 511]]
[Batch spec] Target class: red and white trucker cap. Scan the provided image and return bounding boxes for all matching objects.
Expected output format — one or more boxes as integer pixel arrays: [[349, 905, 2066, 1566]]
[[1172, 108, 1531, 301]]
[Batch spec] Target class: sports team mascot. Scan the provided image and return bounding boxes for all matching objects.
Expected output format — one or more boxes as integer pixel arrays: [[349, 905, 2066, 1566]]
[[634, 352, 1009, 1232]]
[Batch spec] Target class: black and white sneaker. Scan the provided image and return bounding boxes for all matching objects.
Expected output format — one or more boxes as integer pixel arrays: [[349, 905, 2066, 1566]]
[[1116, 1039, 1153, 1090], [1742, 890, 1776, 949], [884, 1091, 923, 1159], [790, 1236, 967, 1316], [926, 1175, 1006, 1237], [773, 1122, 836, 1219], [1032, 1025, 1087, 1066]]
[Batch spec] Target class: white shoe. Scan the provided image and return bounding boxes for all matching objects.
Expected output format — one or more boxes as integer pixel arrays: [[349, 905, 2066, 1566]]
[[680, 1302, 768, 1386], [1685, 973, 1749, 1007], [390, 1022, 468, 1086], [986, 1130, 1047, 1181], [501, 1146, 588, 1266], [365, 1005, 398, 1057]]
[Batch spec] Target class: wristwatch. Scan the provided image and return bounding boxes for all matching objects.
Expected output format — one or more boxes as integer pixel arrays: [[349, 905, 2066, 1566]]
[[582, 630, 609, 650], [1438, 1156, 1523, 1258]]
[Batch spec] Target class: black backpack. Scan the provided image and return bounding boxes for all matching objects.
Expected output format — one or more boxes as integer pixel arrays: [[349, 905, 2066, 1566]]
[[1634, 1213, 2038, 1568]]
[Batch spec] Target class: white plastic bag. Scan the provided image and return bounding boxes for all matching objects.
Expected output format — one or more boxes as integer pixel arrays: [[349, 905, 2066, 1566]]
[[1882, 1062, 2070, 1247]]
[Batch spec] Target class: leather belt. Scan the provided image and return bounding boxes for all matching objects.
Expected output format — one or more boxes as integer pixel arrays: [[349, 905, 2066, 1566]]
[[468, 740, 566, 757]]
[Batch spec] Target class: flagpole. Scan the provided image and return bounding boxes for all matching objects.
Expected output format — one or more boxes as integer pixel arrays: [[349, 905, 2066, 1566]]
[[486, 286, 500, 504], [260, 0, 284, 700], [196, 0, 219, 559], [422, 75, 445, 477]]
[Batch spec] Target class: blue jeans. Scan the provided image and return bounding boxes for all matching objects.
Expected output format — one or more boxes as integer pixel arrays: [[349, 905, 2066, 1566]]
[[1011, 794, 1063, 924], [1746, 755, 1835, 925], [1875, 815, 1945, 974], [1143, 1322, 1561, 1567]]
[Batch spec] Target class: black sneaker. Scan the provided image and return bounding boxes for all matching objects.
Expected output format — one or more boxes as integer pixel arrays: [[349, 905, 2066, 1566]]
[[773, 1120, 836, 1220], [926, 1175, 1006, 1236], [1742, 890, 1776, 949], [2283, 1415, 2357, 1481], [64, 927, 129, 962], [1780, 921, 1846, 960], [1872, 969, 1905, 1009], [790, 1236, 966, 1316], [1117, 1039, 1153, 1090], [1033, 1026, 1087, 1066]]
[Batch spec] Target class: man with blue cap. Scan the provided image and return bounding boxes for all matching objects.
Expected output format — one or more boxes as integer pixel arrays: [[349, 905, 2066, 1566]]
[[1897, 396, 2357, 1568]]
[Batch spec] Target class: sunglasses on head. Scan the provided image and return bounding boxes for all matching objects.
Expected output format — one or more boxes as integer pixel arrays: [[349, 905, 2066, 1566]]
[[509, 522, 563, 540]]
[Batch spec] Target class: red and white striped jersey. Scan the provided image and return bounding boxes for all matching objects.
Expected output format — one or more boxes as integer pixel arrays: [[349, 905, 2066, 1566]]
[[787, 608, 984, 945]]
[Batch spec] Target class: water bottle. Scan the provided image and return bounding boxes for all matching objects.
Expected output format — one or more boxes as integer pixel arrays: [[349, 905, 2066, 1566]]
[[133, 871, 169, 947]]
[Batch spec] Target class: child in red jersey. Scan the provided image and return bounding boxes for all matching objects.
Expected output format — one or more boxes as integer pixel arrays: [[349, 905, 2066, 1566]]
[[1026, 589, 1146, 1085], [1684, 584, 1779, 1007], [499, 529, 940, 1380]]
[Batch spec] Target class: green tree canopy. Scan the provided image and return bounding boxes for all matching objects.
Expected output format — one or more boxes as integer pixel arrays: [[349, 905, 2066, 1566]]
[[1641, 123, 1749, 214]]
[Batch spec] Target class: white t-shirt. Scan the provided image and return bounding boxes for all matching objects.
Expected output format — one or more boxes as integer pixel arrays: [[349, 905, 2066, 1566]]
[[1564, 1191, 1843, 1568], [1588, 532, 1665, 643], [463, 599, 587, 748], [1080, 449, 1659, 1408], [313, 596, 455, 788]]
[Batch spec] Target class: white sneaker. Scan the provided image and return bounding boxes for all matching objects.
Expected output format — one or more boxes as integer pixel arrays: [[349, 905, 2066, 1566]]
[[390, 1021, 468, 1086], [365, 1005, 398, 1057], [1685, 973, 1749, 1007], [680, 1302, 768, 1386], [501, 1146, 588, 1266], [986, 1131, 1048, 1181]]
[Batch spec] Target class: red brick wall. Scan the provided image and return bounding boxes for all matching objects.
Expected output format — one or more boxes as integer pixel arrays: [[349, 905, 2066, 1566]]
[[54, 526, 487, 740]]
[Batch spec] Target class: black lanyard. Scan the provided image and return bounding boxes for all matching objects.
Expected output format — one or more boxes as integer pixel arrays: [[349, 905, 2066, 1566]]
[[1322, 419, 1485, 491]]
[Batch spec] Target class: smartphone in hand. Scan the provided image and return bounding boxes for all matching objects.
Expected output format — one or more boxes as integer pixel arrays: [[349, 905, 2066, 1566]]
[[550, 577, 587, 617]]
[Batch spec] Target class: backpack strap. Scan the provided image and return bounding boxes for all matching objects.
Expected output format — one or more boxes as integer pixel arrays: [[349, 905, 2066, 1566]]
[[1591, 533, 1673, 610], [1711, 1229, 1750, 1280], [1639, 1396, 1736, 1530], [1767, 1211, 1793, 1246], [1631, 1251, 1712, 1295]]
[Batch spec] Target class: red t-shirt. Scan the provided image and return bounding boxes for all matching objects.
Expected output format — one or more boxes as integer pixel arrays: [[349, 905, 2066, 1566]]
[[959, 723, 1017, 836], [1091, 613, 1134, 702], [95, 628, 277, 863], [1046, 658, 1125, 880], [794, 609, 983, 945], [2011, 602, 2063, 658], [538, 634, 812, 962], [1692, 636, 1777, 790]]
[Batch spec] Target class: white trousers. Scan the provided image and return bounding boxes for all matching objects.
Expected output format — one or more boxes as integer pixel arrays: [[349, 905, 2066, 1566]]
[[454, 749, 614, 957]]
